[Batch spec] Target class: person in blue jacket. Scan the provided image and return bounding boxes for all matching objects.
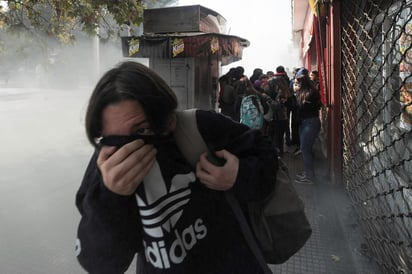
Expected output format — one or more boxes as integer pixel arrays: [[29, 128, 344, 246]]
[[75, 61, 276, 274]]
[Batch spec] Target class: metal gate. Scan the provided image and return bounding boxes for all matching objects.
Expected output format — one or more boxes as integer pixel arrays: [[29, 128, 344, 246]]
[[341, 0, 412, 272]]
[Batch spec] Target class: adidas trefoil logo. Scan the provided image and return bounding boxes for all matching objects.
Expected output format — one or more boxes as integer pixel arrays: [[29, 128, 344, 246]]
[[136, 160, 208, 269]]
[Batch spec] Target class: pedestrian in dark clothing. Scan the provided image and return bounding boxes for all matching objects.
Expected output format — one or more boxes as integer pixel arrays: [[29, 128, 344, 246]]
[[296, 67, 309, 79], [264, 75, 290, 157], [294, 73, 322, 184], [75, 61, 276, 274], [232, 67, 249, 122], [218, 68, 237, 119], [288, 67, 301, 151], [266, 71, 275, 79], [254, 74, 269, 92], [310, 70, 320, 91], [275, 65, 290, 84], [250, 68, 263, 85]]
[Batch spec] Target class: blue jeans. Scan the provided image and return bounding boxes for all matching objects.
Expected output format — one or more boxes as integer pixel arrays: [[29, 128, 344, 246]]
[[299, 117, 321, 179]]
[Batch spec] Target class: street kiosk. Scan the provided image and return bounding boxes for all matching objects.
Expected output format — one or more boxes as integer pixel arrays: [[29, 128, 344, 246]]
[[121, 5, 249, 110]]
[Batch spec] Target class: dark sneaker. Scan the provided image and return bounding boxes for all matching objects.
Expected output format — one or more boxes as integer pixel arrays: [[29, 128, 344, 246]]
[[295, 172, 306, 180], [293, 148, 302, 156], [294, 176, 314, 185]]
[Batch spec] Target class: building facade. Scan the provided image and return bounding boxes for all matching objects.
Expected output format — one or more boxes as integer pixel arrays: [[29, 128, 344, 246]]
[[292, 0, 412, 272]]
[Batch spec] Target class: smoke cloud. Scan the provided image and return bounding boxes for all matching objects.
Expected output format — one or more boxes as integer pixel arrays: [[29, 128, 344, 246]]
[[0, 30, 124, 89]]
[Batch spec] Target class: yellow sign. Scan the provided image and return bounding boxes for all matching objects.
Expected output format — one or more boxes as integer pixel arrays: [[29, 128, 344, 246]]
[[172, 38, 184, 57], [128, 38, 140, 56], [211, 37, 219, 54]]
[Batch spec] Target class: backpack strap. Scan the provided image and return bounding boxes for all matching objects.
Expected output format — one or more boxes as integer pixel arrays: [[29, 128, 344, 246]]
[[225, 192, 273, 274], [174, 108, 206, 168], [175, 109, 226, 167]]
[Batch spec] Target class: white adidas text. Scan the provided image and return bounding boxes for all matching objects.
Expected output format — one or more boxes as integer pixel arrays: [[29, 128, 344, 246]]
[[143, 218, 207, 269]]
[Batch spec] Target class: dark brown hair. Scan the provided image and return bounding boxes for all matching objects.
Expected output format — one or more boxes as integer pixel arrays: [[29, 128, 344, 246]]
[[85, 61, 178, 147]]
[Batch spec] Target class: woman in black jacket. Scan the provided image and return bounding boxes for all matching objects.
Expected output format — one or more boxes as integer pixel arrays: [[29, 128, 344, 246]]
[[294, 73, 322, 184], [75, 61, 276, 274]]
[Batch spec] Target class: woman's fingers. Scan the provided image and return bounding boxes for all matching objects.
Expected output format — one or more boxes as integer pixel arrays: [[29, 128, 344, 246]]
[[196, 150, 239, 191], [97, 140, 157, 195], [117, 145, 157, 188]]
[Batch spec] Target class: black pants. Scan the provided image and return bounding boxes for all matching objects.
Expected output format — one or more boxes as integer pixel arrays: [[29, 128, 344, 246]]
[[290, 109, 300, 146], [269, 119, 288, 157]]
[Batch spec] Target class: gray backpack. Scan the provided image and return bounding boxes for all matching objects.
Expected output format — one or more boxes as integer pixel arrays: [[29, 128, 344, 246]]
[[175, 109, 312, 272]]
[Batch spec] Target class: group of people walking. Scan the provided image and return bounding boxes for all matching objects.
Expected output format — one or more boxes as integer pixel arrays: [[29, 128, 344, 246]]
[[218, 65, 322, 184]]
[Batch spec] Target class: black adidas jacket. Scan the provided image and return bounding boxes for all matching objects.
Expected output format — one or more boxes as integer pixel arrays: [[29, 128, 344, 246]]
[[75, 110, 276, 274]]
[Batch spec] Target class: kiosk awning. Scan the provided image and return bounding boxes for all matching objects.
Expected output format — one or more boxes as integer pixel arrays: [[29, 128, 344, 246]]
[[121, 33, 250, 66]]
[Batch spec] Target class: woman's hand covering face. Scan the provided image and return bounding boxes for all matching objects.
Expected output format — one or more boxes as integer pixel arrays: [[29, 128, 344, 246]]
[[97, 140, 157, 196], [97, 100, 159, 195]]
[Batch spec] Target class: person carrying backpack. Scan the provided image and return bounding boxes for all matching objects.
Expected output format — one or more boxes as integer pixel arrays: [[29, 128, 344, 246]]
[[237, 77, 265, 131], [230, 67, 248, 122], [240, 93, 264, 130], [75, 61, 277, 274], [264, 75, 291, 157]]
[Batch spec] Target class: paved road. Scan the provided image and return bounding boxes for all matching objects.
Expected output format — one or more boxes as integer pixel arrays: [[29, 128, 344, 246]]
[[0, 87, 93, 274]]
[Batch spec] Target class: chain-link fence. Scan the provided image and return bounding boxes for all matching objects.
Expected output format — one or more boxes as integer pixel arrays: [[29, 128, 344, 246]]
[[341, 0, 412, 272]]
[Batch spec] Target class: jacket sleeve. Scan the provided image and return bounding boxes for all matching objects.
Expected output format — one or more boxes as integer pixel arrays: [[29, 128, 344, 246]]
[[196, 110, 276, 202], [75, 150, 142, 274]]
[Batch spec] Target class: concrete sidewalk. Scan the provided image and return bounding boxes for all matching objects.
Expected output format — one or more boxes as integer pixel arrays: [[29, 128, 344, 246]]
[[269, 143, 381, 274]]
